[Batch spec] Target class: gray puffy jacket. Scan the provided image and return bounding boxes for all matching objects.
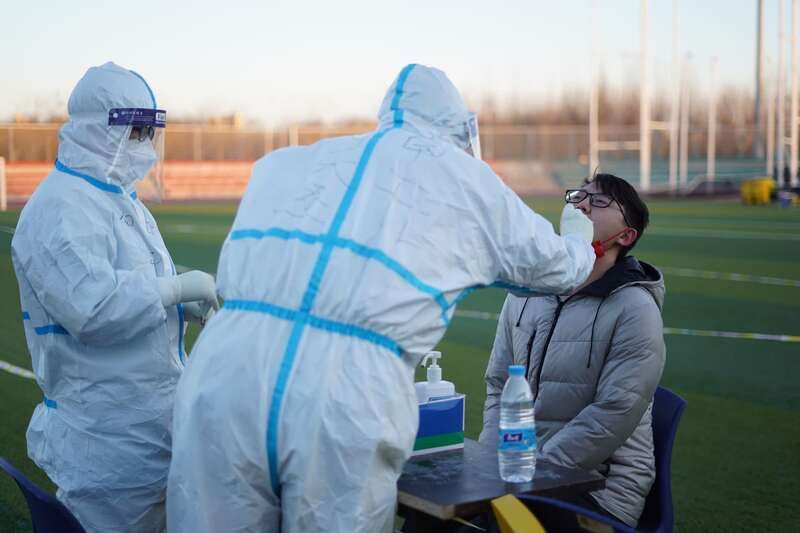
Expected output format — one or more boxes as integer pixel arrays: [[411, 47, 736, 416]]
[[479, 257, 666, 527]]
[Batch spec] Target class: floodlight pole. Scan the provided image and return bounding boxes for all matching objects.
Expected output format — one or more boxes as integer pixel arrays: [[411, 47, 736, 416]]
[[640, 0, 651, 192], [0, 157, 6, 212], [778, 0, 786, 187], [707, 57, 718, 190], [756, 0, 766, 159], [679, 54, 690, 187], [767, 56, 776, 177], [589, 0, 600, 174], [791, 0, 799, 187], [669, 0, 680, 192]]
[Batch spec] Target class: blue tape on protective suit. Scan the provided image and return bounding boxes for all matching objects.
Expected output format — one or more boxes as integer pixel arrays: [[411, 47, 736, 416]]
[[390, 64, 417, 126], [230, 227, 450, 321], [55, 159, 123, 194], [223, 300, 400, 355], [34, 324, 69, 336], [266, 126, 399, 495], [177, 303, 185, 364], [43, 396, 57, 409]]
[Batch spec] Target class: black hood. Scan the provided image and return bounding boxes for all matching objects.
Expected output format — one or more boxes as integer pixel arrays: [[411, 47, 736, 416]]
[[578, 256, 665, 310]]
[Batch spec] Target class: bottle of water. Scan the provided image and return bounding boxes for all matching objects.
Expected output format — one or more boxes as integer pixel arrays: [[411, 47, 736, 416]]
[[498, 365, 536, 482]]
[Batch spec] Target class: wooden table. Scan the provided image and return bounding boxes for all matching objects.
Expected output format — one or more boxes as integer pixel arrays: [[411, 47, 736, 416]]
[[397, 438, 605, 529]]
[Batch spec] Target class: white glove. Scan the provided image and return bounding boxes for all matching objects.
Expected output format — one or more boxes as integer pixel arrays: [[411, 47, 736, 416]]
[[182, 300, 216, 327], [156, 270, 220, 311], [559, 204, 595, 244]]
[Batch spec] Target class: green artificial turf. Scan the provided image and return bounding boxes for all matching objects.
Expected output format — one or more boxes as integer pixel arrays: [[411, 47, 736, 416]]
[[1, 198, 798, 531]]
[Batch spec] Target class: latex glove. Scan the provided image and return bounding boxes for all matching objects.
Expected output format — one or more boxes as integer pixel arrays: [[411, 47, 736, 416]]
[[559, 204, 594, 244], [182, 300, 216, 327], [156, 270, 220, 311]]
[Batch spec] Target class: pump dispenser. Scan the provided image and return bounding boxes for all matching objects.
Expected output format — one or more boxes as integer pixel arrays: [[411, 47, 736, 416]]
[[415, 351, 456, 403]]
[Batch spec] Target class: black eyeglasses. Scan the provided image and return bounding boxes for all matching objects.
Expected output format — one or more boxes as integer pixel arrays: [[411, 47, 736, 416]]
[[565, 189, 634, 228], [130, 125, 155, 142]]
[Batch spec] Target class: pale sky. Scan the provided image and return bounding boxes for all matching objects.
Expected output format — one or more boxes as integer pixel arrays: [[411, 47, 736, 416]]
[[0, 0, 770, 125]]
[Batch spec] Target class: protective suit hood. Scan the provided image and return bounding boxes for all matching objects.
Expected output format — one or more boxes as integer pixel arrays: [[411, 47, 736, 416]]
[[378, 64, 473, 151], [57, 62, 158, 189]]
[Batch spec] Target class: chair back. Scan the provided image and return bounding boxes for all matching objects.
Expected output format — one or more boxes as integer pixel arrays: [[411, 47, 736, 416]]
[[0, 457, 85, 533], [637, 386, 687, 532]]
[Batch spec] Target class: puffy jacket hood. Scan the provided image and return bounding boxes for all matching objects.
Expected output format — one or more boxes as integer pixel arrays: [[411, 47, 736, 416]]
[[57, 62, 158, 189], [579, 256, 665, 311], [377, 64, 472, 150]]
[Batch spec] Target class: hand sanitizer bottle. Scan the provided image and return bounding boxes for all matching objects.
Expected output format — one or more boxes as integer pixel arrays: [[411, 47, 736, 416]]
[[414, 351, 456, 403]]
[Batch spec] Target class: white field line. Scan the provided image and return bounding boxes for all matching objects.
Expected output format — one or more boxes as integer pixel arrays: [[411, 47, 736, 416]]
[[661, 267, 800, 288], [5, 307, 800, 381], [0, 360, 35, 379], [0, 225, 15, 235], [453, 310, 800, 343], [648, 227, 800, 241]]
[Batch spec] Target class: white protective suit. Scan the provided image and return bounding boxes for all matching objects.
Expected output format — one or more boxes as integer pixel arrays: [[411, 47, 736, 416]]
[[11, 63, 184, 532], [167, 64, 595, 533]]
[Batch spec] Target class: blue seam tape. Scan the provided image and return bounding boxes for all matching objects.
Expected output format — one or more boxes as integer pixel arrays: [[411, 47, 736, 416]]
[[391, 64, 416, 126], [265, 68, 415, 494], [176, 303, 185, 364], [43, 396, 57, 408], [128, 70, 157, 109], [22, 312, 30, 320], [223, 300, 400, 355], [490, 281, 548, 297], [55, 159, 123, 194], [34, 324, 68, 336], [230, 228, 450, 321], [266, 319, 305, 493], [168, 262, 185, 364], [266, 126, 395, 495], [230, 228, 324, 245]]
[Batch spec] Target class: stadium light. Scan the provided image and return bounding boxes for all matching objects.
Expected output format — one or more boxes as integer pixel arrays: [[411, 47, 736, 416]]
[[679, 53, 691, 188], [791, 0, 799, 188], [778, 0, 786, 187], [669, 0, 680, 192], [707, 57, 718, 190], [640, 0, 651, 192]]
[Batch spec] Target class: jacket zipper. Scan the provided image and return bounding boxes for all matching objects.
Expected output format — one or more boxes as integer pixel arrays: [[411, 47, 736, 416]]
[[533, 296, 573, 402]]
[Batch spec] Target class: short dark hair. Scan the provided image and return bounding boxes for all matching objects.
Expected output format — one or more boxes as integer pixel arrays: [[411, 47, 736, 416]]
[[584, 173, 649, 260]]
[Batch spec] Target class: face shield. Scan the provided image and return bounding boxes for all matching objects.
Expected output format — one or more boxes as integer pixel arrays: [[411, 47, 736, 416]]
[[107, 107, 166, 201], [465, 112, 482, 160]]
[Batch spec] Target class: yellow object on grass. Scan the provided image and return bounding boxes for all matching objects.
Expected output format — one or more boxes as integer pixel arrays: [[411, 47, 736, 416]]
[[741, 177, 775, 205]]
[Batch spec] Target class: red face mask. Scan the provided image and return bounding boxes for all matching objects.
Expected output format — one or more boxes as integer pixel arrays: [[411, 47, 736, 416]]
[[592, 229, 630, 258]]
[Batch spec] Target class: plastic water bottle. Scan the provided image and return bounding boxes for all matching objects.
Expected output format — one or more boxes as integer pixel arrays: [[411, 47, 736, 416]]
[[498, 365, 536, 482]]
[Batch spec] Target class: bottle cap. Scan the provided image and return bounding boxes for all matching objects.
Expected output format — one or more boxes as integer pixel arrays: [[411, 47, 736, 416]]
[[509, 365, 525, 376]]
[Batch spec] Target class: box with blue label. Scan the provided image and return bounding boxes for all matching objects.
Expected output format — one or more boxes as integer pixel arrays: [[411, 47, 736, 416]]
[[412, 394, 465, 456]]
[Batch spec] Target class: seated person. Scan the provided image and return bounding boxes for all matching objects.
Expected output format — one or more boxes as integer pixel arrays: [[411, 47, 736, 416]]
[[479, 173, 666, 527]]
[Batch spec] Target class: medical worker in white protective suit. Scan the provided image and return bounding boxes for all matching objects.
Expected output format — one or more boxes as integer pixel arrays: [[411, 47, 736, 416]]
[[167, 64, 595, 532], [10, 62, 218, 532]]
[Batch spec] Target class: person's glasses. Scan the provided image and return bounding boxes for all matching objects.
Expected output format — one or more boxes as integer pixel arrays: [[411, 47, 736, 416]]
[[130, 125, 155, 142], [565, 189, 634, 228]]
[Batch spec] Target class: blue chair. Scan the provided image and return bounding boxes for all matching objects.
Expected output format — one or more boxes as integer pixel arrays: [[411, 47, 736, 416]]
[[637, 386, 687, 532], [0, 457, 85, 533], [517, 386, 687, 533]]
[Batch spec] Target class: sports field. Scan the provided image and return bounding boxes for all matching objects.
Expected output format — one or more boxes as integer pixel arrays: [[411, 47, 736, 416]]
[[1, 198, 798, 532]]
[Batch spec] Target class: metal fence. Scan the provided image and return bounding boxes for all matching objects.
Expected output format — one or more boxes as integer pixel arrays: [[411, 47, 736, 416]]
[[0, 122, 766, 188]]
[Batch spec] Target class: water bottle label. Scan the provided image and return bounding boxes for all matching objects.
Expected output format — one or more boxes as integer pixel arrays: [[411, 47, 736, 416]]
[[498, 428, 537, 452]]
